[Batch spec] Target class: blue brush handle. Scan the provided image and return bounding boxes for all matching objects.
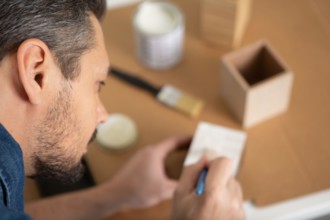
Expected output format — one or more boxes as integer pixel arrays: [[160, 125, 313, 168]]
[[195, 168, 208, 196]]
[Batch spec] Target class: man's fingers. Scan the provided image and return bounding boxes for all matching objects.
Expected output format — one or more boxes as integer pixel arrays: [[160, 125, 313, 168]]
[[177, 156, 207, 195], [227, 177, 243, 200], [161, 179, 179, 200], [234, 179, 243, 201], [205, 157, 232, 191], [155, 136, 192, 159]]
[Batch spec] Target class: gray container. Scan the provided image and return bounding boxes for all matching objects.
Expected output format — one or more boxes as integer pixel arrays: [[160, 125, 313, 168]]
[[133, 1, 184, 70]]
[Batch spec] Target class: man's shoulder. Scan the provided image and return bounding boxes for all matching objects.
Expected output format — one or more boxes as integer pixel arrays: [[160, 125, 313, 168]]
[[0, 123, 25, 212], [0, 207, 32, 220]]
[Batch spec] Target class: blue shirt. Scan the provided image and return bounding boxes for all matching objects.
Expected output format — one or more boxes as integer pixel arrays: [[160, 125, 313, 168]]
[[0, 124, 32, 220]]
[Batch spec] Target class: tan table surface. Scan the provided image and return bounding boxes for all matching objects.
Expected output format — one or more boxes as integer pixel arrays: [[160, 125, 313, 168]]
[[25, 0, 330, 219]]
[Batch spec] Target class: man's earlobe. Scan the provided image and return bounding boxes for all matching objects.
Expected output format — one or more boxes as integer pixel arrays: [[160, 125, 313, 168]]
[[16, 39, 50, 105]]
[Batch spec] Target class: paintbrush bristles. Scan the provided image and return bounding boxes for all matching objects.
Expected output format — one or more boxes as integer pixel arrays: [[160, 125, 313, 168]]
[[157, 85, 204, 117]]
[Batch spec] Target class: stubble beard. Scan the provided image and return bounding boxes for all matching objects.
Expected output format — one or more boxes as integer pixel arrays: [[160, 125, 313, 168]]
[[30, 85, 85, 185]]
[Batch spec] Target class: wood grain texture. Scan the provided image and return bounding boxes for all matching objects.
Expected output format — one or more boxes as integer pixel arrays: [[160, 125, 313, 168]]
[[201, 0, 252, 48], [24, 0, 330, 218], [221, 40, 294, 128]]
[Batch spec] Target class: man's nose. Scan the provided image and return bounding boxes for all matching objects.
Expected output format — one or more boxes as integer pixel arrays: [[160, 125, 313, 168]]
[[97, 101, 108, 124]]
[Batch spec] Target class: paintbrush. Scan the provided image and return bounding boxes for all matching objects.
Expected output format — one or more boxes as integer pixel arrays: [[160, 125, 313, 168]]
[[109, 68, 204, 117]]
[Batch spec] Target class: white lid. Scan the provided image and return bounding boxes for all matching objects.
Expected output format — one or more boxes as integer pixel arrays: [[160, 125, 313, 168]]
[[96, 113, 138, 150], [134, 1, 182, 35]]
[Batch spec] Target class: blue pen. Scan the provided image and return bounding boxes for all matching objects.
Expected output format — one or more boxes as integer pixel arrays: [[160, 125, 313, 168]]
[[195, 168, 208, 196]]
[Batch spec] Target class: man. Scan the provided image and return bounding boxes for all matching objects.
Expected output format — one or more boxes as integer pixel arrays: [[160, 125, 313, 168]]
[[0, 0, 244, 219]]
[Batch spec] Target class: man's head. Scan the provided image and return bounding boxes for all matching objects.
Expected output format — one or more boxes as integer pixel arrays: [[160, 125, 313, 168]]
[[0, 0, 109, 184]]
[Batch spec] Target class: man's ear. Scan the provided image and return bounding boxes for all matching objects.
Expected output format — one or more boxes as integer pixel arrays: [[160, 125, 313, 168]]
[[16, 38, 54, 105]]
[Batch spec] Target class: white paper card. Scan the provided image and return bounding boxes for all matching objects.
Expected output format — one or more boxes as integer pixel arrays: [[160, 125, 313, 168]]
[[184, 122, 247, 176]]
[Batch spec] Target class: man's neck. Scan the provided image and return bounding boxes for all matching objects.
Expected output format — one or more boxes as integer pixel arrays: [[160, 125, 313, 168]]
[[0, 55, 36, 176]]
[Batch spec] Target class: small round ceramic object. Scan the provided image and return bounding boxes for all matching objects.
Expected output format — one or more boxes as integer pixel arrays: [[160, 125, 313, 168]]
[[96, 113, 138, 150]]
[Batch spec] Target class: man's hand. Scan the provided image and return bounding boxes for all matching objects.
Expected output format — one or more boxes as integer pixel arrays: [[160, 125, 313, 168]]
[[107, 136, 191, 209], [172, 157, 245, 220], [26, 136, 191, 220]]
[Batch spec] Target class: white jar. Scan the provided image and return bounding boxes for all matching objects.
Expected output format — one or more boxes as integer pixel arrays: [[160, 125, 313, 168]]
[[133, 1, 184, 70]]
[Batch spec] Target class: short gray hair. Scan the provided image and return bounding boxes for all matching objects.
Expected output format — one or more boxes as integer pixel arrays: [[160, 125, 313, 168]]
[[0, 0, 106, 80]]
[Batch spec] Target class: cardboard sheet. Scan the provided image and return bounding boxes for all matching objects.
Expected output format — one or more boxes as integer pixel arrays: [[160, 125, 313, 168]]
[[310, 0, 330, 36], [87, 0, 330, 209], [23, 0, 330, 219]]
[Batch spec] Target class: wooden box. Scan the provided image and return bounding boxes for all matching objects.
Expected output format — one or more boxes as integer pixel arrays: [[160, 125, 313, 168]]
[[201, 0, 253, 48], [220, 40, 294, 128]]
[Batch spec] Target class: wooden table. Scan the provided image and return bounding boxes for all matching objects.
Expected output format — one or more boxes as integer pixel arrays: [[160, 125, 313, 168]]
[[25, 0, 330, 219]]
